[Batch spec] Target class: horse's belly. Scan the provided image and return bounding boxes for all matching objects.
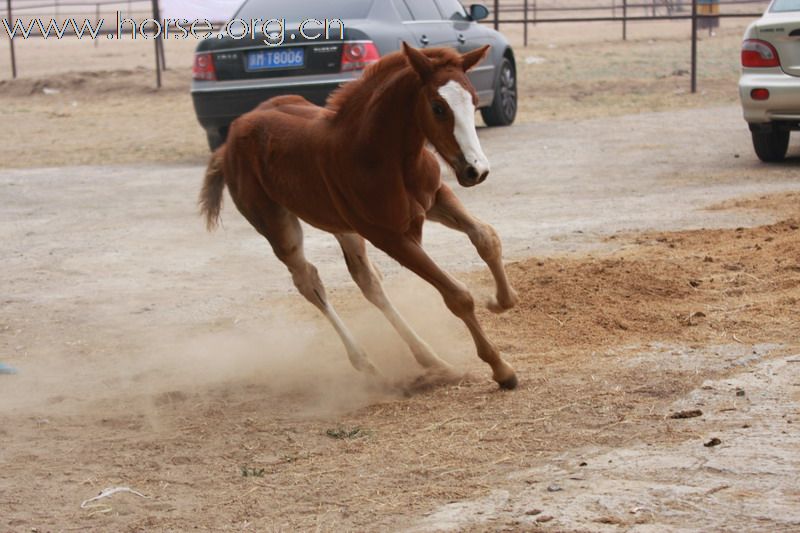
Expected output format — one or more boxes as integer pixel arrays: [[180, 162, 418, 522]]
[[260, 159, 350, 234]]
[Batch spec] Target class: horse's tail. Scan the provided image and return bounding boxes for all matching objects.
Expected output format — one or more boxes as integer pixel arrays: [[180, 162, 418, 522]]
[[199, 147, 226, 231]]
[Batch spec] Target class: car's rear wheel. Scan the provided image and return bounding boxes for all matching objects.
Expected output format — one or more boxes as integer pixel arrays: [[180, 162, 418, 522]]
[[481, 58, 517, 127], [751, 128, 789, 162]]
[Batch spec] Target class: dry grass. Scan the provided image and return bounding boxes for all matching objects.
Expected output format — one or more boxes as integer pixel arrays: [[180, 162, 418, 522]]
[[0, 18, 752, 168]]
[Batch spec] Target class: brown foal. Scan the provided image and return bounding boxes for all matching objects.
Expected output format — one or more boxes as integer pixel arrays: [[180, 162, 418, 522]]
[[200, 43, 519, 389]]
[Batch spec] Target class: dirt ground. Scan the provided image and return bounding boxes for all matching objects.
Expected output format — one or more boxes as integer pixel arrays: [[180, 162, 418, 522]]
[[1, 185, 798, 532], [2, 99, 799, 530], [2, 8, 800, 532]]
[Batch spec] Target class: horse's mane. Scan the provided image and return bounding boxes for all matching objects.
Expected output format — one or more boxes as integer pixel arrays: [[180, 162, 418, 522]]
[[325, 47, 463, 121]]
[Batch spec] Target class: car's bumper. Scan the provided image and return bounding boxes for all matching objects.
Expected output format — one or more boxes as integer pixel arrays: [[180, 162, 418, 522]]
[[191, 73, 360, 132], [739, 68, 800, 127]]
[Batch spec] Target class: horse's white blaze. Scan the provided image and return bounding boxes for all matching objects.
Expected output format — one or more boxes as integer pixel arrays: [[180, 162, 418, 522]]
[[437, 80, 490, 176]]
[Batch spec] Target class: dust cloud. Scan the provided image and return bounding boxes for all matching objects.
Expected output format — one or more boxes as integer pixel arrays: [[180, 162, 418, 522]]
[[0, 274, 474, 419]]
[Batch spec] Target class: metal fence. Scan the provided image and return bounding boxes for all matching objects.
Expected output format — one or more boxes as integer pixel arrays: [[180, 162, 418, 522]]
[[2, 0, 771, 91], [483, 0, 768, 92], [2, 0, 166, 84], [486, 0, 768, 45]]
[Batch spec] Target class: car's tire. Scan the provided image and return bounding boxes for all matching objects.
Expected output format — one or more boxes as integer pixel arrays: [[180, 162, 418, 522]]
[[751, 128, 789, 162], [481, 57, 517, 127]]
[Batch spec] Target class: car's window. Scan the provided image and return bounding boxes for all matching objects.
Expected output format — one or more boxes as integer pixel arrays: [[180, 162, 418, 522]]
[[393, 0, 414, 21], [435, 0, 468, 21], [771, 0, 800, 11], [404, 0, 443, 21], [235, 0, 374, 21]]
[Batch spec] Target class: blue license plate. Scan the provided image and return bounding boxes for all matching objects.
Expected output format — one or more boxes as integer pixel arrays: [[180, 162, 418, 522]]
[[246, 48, 305, 71]]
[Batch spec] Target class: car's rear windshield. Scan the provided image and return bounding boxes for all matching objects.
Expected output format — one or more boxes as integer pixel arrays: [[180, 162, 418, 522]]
[[771, 0, 800, 12], [235, 0, 374, 22]]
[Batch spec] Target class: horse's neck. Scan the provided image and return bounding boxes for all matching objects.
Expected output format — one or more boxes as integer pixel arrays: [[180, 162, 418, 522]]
[[334, 70, 426, 163]]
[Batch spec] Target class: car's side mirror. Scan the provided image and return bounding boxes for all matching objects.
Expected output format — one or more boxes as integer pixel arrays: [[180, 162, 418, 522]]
[[469, 4, 490, 21]]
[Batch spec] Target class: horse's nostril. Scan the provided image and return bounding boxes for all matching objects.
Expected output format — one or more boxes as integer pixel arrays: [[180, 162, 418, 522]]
[[466, 166, 479, 181], [478, 170, 489, 183]]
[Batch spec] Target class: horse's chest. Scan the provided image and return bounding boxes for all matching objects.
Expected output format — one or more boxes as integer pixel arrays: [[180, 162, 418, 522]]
[[403, 153, 442, 211]]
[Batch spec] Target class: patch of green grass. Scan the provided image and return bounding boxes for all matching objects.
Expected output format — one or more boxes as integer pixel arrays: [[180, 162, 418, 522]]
[[325, 427, 369, 440], [241, 466, 265, 478]]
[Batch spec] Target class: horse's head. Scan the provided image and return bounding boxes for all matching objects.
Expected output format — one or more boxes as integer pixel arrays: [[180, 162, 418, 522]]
[[403, 42, 492, 188]]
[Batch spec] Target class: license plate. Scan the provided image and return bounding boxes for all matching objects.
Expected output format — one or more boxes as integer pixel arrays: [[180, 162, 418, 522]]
[[246, 48, 305, 71]]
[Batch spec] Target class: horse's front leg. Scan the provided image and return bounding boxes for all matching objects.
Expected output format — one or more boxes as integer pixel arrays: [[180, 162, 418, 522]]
[[426, 184, 518, 313], [368, 231, 517, 390]]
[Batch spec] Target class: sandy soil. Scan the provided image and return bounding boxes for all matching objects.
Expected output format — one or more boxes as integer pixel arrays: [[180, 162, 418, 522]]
[[1, 101, 799, 531], [2, 7, 798, 530]]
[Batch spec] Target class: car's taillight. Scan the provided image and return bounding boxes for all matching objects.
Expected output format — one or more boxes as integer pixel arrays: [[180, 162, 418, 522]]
[[341, 41, 380, 72], [741, 39, 780, 68], [193, 53, 217, 81]]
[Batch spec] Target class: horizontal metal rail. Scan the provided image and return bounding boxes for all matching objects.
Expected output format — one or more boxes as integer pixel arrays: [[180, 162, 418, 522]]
[[487, 12, 763, 23], [496, 0, 766, 12]]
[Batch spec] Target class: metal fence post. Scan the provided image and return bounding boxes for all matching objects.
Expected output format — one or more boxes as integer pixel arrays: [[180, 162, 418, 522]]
[[523, 0, 528, 46], [622, 0, 627, 41], [6, 0, 16, 78], [153, 0, 166, 70], [151, 0, 161, 88], [691, 0, 697, 93], [493, 0, 499, 30]]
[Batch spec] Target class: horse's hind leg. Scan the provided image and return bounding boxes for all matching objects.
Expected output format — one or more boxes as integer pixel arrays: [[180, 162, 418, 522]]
[[335, 233, 456, 376], [236, 199, 380, 376], [426, 185, 518, 313]]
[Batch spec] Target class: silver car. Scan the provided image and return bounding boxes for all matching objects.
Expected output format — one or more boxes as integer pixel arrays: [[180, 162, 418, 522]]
[[191, 0, 518, 150], [739, 0, 800, 161]]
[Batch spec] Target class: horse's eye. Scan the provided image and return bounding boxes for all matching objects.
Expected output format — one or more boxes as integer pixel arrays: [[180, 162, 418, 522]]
[[432, 102, 446, 117]]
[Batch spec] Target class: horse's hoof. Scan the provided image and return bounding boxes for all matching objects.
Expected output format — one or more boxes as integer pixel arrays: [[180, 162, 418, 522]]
[[498, 374, 519, 390], [487, 291, 518, 314]]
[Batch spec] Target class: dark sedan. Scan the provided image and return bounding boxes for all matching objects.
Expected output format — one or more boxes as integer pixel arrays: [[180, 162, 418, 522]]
[[191, 0, 518, 150]]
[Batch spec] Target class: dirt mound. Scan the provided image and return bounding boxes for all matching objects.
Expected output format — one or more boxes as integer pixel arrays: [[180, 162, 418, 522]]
[[485, 207, 800, 354], [707, 190, 800, 215], [0, 67, 190, 97]]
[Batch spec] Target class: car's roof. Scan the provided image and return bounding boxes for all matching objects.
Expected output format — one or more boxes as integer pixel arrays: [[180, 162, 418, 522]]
[[759, 10, 800, 23], [232, 0, 399, 24], [765, 0, 800, 17]]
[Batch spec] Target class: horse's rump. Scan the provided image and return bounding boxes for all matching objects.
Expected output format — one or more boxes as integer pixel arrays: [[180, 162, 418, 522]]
[[218, 99, 350, 233]]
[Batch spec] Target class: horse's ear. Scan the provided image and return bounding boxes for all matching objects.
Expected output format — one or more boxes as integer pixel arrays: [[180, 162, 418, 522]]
[[461, 45, 491, 72], [402, 41, 434, 81]]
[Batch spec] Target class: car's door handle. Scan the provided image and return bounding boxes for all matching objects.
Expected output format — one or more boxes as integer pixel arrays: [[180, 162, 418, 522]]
[[420, 35, 429, 46], [457, 34, 466, 44]]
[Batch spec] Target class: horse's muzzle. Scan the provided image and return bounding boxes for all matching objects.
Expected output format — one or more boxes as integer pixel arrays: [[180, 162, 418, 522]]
[[457, 164, 490, 187]]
